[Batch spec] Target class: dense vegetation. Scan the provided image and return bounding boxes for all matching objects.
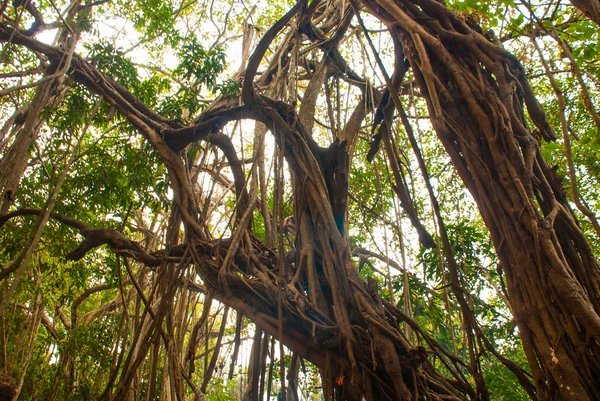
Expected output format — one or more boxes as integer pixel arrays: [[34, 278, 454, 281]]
[[1, 0, 599, 399]]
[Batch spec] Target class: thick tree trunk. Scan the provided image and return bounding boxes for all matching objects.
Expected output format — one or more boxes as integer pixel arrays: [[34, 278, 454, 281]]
[[568, 0, 600, 26], [362, 0, 600, 399]]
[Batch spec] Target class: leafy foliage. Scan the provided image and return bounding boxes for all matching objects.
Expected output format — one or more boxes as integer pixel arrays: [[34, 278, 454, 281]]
[[1, 0, 599, 399]]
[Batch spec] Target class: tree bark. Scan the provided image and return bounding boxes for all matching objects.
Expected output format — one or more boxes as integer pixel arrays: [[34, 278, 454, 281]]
[[361, 0, 600, 399], [568, 0, 600, 26], [3, 0, 600, 400]]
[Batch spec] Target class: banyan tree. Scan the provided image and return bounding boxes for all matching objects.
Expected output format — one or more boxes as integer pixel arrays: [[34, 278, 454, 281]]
[[1, 0, 599, 400]]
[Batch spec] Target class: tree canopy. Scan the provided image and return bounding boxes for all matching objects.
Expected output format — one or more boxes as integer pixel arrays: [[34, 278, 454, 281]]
[[1, 0, 600, 400]]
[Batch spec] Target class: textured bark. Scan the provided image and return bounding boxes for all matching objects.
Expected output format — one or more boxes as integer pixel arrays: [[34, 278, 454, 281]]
[[569, 0, 600, 26], [361, 0, 600, 399], [2, 0, 599, 400]]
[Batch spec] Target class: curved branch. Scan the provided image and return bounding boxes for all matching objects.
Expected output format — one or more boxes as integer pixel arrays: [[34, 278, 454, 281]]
[[242, 0, 306, 103], [13, 0, 46, 36], [0, 208, 159, 263], [164, 105, 257, 152]]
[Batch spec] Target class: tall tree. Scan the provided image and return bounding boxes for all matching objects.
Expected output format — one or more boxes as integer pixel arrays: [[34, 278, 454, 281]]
[[1, 0, 599, 400]]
